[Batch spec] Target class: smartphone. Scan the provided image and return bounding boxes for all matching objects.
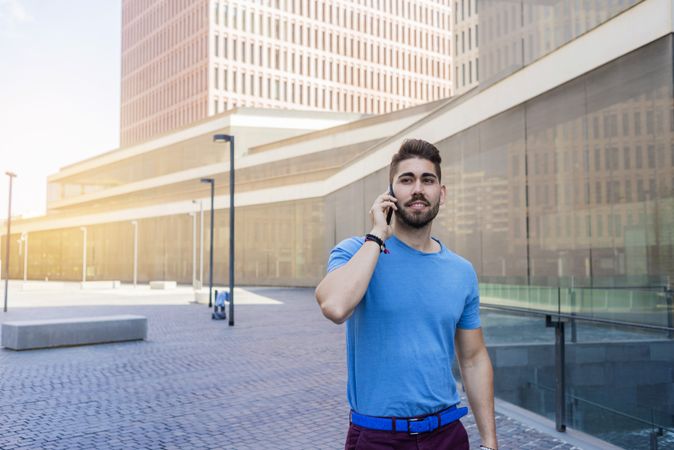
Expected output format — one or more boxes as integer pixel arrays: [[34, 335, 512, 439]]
[[386, 183, 395, 225]]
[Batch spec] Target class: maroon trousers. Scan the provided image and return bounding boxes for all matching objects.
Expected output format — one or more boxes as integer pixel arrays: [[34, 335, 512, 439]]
[[345, 420, 470, 450]]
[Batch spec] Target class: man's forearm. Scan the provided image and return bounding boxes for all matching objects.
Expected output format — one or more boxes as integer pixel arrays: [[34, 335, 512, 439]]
[[316, 192, 395, 324], [460, 349, 498, 449]]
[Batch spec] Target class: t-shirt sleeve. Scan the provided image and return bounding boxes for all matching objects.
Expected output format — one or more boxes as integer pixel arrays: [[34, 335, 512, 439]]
[[327, 237, 364, 273], [457, 265, 481, 329]]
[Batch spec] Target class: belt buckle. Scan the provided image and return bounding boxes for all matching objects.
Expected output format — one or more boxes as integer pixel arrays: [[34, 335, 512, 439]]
[[407, 417, 423, 435]]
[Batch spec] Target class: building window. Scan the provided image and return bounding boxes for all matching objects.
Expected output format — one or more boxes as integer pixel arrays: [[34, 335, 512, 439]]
[[647, 145, 656, 168], [634, 112, 641, 135], [637, 179, 645, 201]]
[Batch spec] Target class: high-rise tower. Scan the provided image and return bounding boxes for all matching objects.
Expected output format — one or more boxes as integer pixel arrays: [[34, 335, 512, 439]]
[[120, 0, 454, 146]]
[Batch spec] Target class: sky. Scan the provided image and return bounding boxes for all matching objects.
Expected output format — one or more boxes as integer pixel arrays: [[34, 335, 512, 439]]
[[0, 0, 121, 219]]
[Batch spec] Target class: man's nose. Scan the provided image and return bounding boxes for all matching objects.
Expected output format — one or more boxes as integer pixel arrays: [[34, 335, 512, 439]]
[[412, 180, 424, 194]]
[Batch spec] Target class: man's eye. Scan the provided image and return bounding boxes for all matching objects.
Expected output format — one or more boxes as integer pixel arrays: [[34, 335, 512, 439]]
[[400, 178, 412, 183], [423, 178, 436, 184]]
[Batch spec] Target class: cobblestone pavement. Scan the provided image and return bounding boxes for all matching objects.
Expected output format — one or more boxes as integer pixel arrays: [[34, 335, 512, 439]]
[[0, 286, 582, 449]]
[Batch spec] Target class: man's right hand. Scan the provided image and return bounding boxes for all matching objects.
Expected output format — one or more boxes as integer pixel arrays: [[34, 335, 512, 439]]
[[369, 191, 397, 241]]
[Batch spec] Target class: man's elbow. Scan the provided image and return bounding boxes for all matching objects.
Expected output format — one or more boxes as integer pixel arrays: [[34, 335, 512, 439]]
[[315, 289, 349, 324], [319, 300, 349, 324]]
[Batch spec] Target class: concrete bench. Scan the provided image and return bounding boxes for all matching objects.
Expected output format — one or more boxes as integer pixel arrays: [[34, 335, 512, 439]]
[[21, 282, 65, 291], [1, 315, 147, 351], [149, 281, 177, 290], [80, 280, 121, 289]]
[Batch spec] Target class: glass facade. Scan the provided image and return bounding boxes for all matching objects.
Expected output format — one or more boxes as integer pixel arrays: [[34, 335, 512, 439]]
[[2, 198, 326, 286], [436, 35, 674, 290], [478, 0, 642, 87], [5, 36, 674, 294]]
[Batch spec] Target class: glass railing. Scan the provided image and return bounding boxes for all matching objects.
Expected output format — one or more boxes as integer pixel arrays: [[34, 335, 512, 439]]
[[565, 396, 674, 450], [473, 284, 674, 450], [481, 282, 673, 331]]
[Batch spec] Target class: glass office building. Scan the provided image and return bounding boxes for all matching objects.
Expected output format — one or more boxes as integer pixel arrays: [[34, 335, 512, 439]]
[[121, 0, 454, 146], [3, 1, 673, 447]]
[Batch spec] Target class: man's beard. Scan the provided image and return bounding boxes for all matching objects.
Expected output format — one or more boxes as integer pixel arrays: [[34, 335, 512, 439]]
[[396, 195, 440, 229]]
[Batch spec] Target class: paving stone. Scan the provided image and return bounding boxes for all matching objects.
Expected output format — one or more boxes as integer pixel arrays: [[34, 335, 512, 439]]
[[0, 287, 583, 449]]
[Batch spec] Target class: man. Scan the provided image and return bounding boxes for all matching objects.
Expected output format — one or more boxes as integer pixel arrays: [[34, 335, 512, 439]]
[[315, 139, 498, 450]]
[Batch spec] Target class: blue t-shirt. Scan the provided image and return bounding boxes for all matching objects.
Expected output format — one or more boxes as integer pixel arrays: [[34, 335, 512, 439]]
[[327, 234, 481, 418]]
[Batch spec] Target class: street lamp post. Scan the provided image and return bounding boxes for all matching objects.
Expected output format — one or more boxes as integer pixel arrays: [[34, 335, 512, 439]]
[[3, 171, 17, 313], [200, 178, 215, 307], [190, 209, 197, 288], [20, 232, 28, 282], [199, 200, 204, 289], [80, 227, 87, 284], [131, 221, 138, 287], [213, 133, 235, 326]]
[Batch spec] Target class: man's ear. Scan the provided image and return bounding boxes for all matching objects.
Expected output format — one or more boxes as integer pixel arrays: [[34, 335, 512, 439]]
[[440, 184, 447, 206]]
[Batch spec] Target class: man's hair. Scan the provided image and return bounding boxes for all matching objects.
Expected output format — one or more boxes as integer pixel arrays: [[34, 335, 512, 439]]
[[389, 139, 442, 183]]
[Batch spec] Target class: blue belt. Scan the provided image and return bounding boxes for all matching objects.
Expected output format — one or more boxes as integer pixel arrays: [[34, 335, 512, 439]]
[[350, 405, 468, 435]]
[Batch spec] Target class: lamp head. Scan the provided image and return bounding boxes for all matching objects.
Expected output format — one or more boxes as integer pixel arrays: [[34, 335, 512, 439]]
[[213, 134, 233, 143], [200, 178, 214, 184], [5, 171, 17, 178]]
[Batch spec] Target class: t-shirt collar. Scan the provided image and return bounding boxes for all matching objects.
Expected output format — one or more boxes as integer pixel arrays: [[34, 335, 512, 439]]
[[389, 234, 444, 255]]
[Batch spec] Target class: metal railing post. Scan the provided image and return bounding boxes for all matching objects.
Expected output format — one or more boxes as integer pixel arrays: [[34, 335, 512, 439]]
[[650, 427, 663, 450], [546, 314, 567, 432], [666, 288, 673, 340], [570, 277, 577, 343]]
